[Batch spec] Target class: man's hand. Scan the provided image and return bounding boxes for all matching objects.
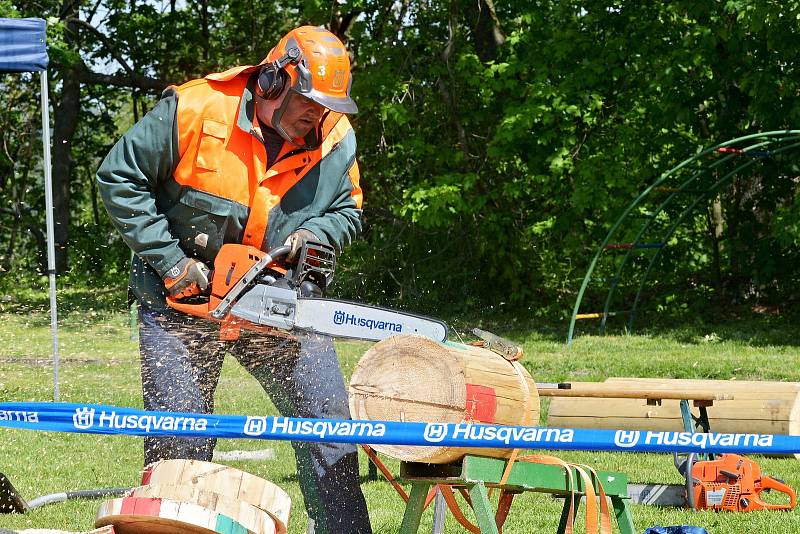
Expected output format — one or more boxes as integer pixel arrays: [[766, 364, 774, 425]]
[[284, 229, 319, 263], [163, 257, 211, 299]]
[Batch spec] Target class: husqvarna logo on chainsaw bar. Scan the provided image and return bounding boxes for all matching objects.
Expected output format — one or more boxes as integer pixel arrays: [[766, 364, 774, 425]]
[[332, 310, 402, 333], [333, 310, 346, 325]]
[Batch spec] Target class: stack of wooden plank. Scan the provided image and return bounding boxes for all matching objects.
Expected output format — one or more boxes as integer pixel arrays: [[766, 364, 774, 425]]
[[95, 460, 291, 534], [548, 377, 800, 436]]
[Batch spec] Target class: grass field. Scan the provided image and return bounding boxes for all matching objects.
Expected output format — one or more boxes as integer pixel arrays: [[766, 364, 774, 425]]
[[1, 296, 800, 533]]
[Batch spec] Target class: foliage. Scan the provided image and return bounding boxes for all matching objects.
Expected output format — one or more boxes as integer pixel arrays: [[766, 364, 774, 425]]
[[333, 1, 800, 317], [1, 1, 800, 318]]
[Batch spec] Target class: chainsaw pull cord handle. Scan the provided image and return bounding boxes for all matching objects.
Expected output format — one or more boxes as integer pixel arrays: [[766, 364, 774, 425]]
[[209, 245, 291, 320], [752, 475, 797, 511]]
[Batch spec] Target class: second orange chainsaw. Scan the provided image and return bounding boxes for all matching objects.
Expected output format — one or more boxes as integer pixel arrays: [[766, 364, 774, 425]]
[[630, 453, 796, 512], [687, 453, 796, 511]]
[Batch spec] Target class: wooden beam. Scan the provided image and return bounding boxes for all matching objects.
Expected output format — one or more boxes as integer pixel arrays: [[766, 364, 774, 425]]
[[538, 383, 732, 402]]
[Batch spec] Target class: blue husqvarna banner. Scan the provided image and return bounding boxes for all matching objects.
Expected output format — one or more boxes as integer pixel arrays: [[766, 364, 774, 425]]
[[0, 402, 798, 455]]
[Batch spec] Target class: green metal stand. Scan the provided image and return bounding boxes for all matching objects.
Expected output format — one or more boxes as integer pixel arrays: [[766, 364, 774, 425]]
[[397, 455, 635, 534], [679, 399, 711, 433], [566, 131, 800, 345]]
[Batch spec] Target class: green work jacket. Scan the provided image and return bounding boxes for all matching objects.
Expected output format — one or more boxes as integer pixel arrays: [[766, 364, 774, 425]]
[[96, 74, 362, 310]]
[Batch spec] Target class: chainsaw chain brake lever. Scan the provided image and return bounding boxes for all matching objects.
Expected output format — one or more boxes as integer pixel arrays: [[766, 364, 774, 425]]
[[292, 240, 336, 291], [265, 245, 329, 298], [673, 452, 697, 511]]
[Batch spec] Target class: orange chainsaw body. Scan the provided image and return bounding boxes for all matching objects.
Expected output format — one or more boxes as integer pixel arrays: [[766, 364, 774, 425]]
[[166, 244, 288, 340], [691, 453, 796, 511]]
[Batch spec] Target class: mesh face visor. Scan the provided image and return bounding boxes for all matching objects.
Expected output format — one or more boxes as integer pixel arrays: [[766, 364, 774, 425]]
[[270, 90, 326, 148]]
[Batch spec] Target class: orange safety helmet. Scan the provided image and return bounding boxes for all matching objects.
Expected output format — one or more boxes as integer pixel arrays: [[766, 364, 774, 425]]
[[256, 26, 357, 115]]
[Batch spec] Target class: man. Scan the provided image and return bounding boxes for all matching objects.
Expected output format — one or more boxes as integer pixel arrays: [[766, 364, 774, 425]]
[[96, 26, 371, 534]]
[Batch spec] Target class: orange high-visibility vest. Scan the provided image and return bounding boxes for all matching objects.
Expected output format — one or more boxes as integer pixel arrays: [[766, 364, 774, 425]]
[[172, 72, 360, 250]]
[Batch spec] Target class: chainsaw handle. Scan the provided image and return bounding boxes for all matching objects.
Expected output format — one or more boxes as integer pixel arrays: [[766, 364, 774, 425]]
[[753, 475, 797, 510], [266, 245, 291, 261]]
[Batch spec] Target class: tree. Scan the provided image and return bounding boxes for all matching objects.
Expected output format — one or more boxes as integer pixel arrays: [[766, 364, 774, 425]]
[[3, 0, 800, 318]]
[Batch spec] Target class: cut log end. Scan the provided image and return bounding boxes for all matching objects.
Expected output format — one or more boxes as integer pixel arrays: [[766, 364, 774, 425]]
[[349, 334, 539, 463]]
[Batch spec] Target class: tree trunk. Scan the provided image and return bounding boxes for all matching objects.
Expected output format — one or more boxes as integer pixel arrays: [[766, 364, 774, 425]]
[[349, 335, 538, 464], [707, 197, 724, 297], [51, 73, 80, 273], [199, 0, 210, 61], [437, 4, 471, 159], [467, 0, 505, 63], [51, 3, 82, 273]]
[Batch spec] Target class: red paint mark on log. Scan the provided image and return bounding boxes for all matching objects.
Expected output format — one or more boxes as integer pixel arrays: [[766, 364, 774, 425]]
[[466, 384, 497, 422]]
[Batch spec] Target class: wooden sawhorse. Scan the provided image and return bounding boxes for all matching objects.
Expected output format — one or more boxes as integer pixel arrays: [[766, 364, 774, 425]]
[[397, 454, 635, 534]]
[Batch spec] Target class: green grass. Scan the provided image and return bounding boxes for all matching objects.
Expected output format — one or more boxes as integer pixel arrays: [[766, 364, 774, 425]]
[[2, 306, 800, 533]]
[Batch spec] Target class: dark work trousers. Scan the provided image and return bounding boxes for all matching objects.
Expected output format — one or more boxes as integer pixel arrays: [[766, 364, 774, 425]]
[[138, 304, 372, 534]]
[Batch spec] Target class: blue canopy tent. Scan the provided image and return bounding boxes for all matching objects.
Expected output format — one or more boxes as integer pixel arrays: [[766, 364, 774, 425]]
[[0, 17, 60, 400]]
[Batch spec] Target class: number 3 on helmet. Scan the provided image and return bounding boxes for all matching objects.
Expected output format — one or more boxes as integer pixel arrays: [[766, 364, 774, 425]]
[[256, 26, 358, 115]]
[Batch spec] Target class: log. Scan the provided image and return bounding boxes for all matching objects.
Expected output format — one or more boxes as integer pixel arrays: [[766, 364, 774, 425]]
[[128, 485, 278, 534], [547, 378, 800, 436], [95, 496, 256, 534], [348, 334, 539, 464], [141, 459, 290, 533]]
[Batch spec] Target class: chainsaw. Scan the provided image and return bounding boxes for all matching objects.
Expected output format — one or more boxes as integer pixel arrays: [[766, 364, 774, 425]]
[[629, 453, 797, 512], [166, 241, 448, 342]]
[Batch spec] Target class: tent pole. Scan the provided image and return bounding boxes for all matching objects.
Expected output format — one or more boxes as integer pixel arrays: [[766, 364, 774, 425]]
[[40, 70, 59, 402]]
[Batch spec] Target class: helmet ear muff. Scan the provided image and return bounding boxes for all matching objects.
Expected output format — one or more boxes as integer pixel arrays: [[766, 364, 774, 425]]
[[256, 65, 287, 100], [256, 46, 302, 100]]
